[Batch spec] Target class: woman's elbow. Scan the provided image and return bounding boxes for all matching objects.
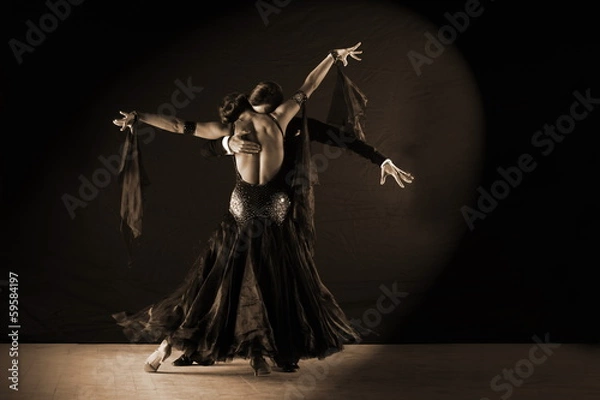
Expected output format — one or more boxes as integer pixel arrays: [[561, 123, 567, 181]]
[[173, 120, 185, 134]]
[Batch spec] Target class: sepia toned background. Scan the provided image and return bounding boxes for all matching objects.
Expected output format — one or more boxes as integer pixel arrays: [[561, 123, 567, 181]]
[[4, 0, 598, 349]]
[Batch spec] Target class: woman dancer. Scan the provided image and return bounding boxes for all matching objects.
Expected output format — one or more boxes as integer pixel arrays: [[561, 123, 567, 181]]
[[112, 43, 364, 375]]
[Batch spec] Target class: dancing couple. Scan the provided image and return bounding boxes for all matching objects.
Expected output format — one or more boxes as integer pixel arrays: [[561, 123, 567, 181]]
[[111, 42, 414, 376]]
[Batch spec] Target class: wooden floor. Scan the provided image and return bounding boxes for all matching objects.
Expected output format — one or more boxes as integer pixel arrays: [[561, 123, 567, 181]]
[[1, 343, 599, 399]]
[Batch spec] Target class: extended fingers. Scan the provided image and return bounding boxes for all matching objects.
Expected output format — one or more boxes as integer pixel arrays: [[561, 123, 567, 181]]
[[113, 119, 126, 131], [239, 141, 261, 153], [402, 172, 415, 182], [380, 168, 386, 185], [381, 168, 413, 188], [393, 173, 405, 188]]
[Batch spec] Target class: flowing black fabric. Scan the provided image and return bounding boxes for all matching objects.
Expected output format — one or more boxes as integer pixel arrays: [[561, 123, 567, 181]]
[[112, 150, 360, 362], [285, 99, 319, 254], [117, 123, 150, 267], [113, 70, 369, 362], [326, 62, 369, 141]]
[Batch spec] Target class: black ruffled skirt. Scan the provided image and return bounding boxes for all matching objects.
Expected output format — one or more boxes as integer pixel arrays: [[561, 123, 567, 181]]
[[112, 200, 360, 364]]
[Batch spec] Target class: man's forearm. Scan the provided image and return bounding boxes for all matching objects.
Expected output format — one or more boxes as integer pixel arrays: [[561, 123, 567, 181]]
[[345, 137, 388, 166], [197, 137, 229, 158], [303, 118, 388, 166]]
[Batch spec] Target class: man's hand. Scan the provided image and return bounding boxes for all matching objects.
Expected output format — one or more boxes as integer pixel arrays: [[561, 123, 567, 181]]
[[380, 160, 414, 188], [228, 135, 261, 154]]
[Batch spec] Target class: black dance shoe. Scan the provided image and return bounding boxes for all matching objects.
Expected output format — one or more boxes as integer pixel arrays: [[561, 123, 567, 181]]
[[273, 357, 300, 372], [250, 355, 271, 376], [279, 362, 300, 372], [171, 352, 215, 366]]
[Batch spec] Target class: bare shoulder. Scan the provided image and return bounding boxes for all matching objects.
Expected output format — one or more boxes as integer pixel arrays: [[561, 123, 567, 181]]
[[253, 113, 282, 136]]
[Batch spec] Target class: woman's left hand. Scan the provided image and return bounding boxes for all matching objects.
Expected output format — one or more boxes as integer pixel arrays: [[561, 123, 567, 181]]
[[331, 42, 363, 67], [380, 160, 415, 188], [112, 111, 137, 132]]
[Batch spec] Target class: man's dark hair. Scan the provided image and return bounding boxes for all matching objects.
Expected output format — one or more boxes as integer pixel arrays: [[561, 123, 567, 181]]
[[248, 81, 284, 112]]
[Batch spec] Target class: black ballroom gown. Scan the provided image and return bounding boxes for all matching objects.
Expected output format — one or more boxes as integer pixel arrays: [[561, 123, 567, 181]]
[[112, 127, 361, 365]]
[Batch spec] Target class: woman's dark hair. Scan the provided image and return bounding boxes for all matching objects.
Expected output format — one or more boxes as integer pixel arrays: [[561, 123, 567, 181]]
[[218, 92, 252, 123], [248, 81, 284, 112]]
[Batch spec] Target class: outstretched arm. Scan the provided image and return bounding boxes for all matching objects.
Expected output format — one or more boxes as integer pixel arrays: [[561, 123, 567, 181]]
[[294, 117, 415, 188], [302, 118, 387, 165], [113, 111, 229, 139], [271, 42, 363, 131]]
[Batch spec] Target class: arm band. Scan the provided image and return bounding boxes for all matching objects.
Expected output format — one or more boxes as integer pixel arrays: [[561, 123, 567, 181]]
[[183, 121, 196, 135], [292, 90, 308, 106]]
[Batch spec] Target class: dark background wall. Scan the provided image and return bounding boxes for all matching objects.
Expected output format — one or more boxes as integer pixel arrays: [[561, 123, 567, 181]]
[[3, 0, 598, 344]]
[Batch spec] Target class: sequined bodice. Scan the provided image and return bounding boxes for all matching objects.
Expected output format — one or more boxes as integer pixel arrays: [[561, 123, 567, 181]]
[[228, 114, 291, 226], [229, 172, 291, 226]]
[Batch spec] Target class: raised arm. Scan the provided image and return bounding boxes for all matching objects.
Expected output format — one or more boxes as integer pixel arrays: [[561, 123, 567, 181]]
[[112, 111, 229, 139], [271, 42, 363, 131]]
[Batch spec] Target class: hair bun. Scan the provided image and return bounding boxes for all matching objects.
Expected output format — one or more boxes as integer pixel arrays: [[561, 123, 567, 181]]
[[218, 92, 251, 124]]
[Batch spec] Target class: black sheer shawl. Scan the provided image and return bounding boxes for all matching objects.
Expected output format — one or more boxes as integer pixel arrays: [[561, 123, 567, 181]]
[[326, 62, 368, 140], [117, 125, 150, 266]]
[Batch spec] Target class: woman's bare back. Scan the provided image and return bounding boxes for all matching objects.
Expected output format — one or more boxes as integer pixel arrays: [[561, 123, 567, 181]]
[[233, 111, 285, 185]]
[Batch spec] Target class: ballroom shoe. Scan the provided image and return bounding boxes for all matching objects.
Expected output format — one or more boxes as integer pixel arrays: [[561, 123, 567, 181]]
[[273, 357, 300, 372], [250, 355, 271, 376], [144, 340, 172, 372], [172, 352, 216, 366], [280, 362, 300, 372]]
